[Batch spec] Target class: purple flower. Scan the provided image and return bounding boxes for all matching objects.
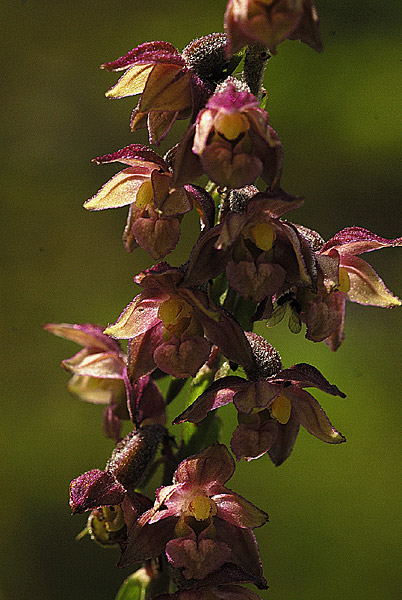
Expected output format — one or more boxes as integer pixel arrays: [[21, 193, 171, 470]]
[[44, 322, 167, 440], [85, 144, 214, 260], [44, 323, 127, 439], [217, 187, 316, 305], [119, 443, 267, 588], [224, 0, 322, 56], [44, 322, 126, 400], [101, 42, 196, 145], [174, 334, 345, 465], [101, 35, 239, 145], [292, 227, 402, 349], [174, 77, 282, 189], [104, 262, 255, 381]]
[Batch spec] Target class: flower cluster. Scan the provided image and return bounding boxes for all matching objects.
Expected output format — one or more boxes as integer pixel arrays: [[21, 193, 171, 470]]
[[45, 2, 401, 599]]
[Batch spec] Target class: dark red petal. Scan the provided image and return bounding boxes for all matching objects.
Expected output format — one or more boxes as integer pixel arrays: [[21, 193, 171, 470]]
[[272, 363, 345, 397], [322, 227, 402, 256], [268, 413, 300, 466], [92, 143, 167, 169], [174, 443, 235, 486], [173, 376, 247, 424], [69, 469, 125, 514], [101, 41, 184, 71]]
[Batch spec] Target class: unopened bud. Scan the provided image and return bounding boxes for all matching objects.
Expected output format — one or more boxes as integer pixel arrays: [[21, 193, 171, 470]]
[[106, 425, 165, 494], [182, 33, 241, 86], [245, 332, 282, 379]]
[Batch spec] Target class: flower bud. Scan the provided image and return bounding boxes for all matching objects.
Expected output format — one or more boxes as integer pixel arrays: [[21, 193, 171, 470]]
[[87, 505, 126, 547], [182, 33, 241, 86], [244, 332, 282, 379], [228, 186, 259, 213], [106, 424, 166, 494]]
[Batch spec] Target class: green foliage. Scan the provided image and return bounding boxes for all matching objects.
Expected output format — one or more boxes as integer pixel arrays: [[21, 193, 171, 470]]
[[115, 573, 148, 600]]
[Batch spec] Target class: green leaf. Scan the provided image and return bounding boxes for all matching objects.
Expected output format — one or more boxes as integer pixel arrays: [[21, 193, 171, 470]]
[[165, 377, 188, 405], [176, 360, 224, 458], [115, 573, 148, 600], [115, 565, 170, 600], [210, 272, 229, 307], [233, 295, 257, 332], [180, 411, 222, 460]]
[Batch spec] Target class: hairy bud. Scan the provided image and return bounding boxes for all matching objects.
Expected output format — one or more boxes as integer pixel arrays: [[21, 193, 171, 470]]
[[106, 425, 166, 494], [244, 332, 282, 379], [228, 185, 259, 213], [182, 33, 241, 86]]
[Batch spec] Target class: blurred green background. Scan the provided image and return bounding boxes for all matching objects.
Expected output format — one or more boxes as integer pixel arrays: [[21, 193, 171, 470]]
[[1, 1, 401, 599]]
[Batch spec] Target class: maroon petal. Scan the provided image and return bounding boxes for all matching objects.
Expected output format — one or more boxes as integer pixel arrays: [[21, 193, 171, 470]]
[[324, 292, 346, 351], [216, 210, 248, 251], [187, 291, 255, 371], [69, 469, 125, 514], [288, 388, 346, 444], [153, 335, 211, 378], [132, 216, 181, 260], [184, 226, 229, 287], [226, 260, 286, 303], [62, 351, 125, 379], [249, 189, 304, 219], [185, 184, 215, 230], [304, 300, 342, 343], [172, 124, 203, 187], [127, 321, 163, 382], [92, 143, 167, 169], [276, 220, 317, 286], [101, 41, 184, 71], [342, 254, 401, 307], [119, 515, 177, 566], [233, 380, 280, 414], [272, 363, 345, 397], [102, 404, 123, 443], [147, 110, 180, 145], [134, 262, 184, 291], [166, 536, 231, 580], [174, 443, 235, 487], [131, 376, 166, 427], [322, 227, 402, 256], [213, 519, 266, 588], [104, 289, 167, 339], [173, 376, 248, 424], [213, 491, 268, 528], [43, 322, 121, 353], [120, 493, 153, 532], [230, 420, 278, 461], [268, 413, 300, 466]]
